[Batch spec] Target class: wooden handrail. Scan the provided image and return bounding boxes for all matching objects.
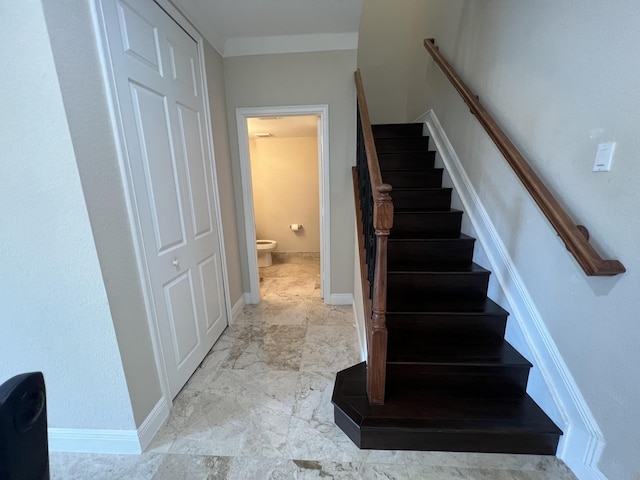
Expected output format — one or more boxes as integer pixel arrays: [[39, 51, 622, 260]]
[[424, 38, 625, 276], [354, 69, 392, 404], [355, 70, 394, 232]]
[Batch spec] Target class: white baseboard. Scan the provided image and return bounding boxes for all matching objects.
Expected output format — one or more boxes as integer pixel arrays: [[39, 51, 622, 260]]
[[231, 295, 246, 323], [352, 302, 367, 362], [49, 428, 141, 455], [49, 396, 171, 455], [243, 292, 253, 305], [327, 293, 353, 306], [137, 397, 170, 451], [418, 109, 605, 480]]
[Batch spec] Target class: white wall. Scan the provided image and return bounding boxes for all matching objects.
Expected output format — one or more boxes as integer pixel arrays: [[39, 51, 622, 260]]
[[250, 137, 320, 252], [40, 0, 164, 429], [0, 0, 135, 431], [379, 1, 640, 478], [224, 50, 357, 295], [357, 0, 417, 123], [203, 41, 245, 306]]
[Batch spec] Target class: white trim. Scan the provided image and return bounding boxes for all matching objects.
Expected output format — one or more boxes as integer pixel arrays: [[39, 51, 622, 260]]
[[419, 109, 605, 479], [49, 428, 141, 455], [352, 300, 367, 362], [92, 0, 232, 407], [231, 295, 245, 323], [328, 293, 353, 306], [243, 292, 253, 305], [352, 230, 367, 362], [136, 397, 170, 451], [236, 105, 331, 305], [153, 0, 234, 333], [224, 33, 358, 58], [91, 0, 173, 404]]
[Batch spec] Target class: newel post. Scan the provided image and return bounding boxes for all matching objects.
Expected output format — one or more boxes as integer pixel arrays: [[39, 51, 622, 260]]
[[368, 183, 393, 405]]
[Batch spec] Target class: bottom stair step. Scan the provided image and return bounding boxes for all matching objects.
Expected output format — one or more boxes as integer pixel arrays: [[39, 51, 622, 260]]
[[333, 363, 562, 454]]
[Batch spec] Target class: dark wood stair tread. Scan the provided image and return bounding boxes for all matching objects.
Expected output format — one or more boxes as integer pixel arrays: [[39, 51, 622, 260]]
[[372, 123, 424, 138], [333, 363, 562, 453], [387, 341, 531, 367], [375, 137, 431, 153], [341, 122, 561, 455], [387, 296, 508, 316], [378, 151, 436, 171], [388, 262, 484, 273]]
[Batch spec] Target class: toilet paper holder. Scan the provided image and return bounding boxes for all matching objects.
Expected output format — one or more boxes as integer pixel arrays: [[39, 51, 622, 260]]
[[290, 224, 303, 232]]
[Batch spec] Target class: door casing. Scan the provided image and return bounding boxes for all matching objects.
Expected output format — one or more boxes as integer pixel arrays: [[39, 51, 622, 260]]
[[236, 105, 330, 304]]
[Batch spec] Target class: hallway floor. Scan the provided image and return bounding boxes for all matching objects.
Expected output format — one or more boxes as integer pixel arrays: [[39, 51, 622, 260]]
[[50, 254, 576, 479]]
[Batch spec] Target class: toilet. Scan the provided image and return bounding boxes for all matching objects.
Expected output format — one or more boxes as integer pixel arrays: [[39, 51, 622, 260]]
[[256, 240, 277, 267]]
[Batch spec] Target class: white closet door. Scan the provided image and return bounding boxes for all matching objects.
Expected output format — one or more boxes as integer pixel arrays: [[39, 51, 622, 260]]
[[101, 0, 228, 397]]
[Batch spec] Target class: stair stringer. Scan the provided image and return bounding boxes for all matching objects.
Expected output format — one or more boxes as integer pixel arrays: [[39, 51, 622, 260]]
[[416, 109, 606, 480]]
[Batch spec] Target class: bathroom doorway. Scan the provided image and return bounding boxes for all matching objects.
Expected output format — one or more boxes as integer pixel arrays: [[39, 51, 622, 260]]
[[236, 105, 330, 304]]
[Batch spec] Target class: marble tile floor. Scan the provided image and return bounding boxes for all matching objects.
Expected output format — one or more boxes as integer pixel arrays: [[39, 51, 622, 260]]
[[50, 254, 577, 479]]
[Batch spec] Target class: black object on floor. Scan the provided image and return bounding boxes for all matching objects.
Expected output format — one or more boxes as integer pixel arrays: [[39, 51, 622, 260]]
[[0, 372, 49, 480]]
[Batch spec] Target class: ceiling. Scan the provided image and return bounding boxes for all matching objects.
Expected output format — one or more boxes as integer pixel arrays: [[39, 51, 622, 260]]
[[247, 115, 318, 138], [171, 0, 364, 56]]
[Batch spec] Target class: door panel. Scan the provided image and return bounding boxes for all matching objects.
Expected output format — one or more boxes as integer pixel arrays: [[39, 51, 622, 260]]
[[101, 0, 228, 398], [116, 1, 162, 75], [129, 83, 186, 253], [167, 39, 198, 98], [164, 272, 200, 368], [176, 105, 213, 238], [198, 255, 223, 334]]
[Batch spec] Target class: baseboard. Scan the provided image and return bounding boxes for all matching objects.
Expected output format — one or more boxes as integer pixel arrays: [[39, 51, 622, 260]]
[[327, 293, 353, 306], [231, 295, 245, 324], [243, 292, 253, 305], [49, 427, 141, 455], [352, 231, 368, 362], [137, 396, 170, 451], [419, 109, 606, 480]]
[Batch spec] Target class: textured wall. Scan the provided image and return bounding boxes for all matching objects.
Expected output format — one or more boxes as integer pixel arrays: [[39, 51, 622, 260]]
[[224, 50, 357, 295], [204, 41, 245, 306], [41, 0, 164, 428], [396, 1, 640, 478], [0, 0, 135, 430], [250, 137, 320, 253], [357, 0, 417, 123]]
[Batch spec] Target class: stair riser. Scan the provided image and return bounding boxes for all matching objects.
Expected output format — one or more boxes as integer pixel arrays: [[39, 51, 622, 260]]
[[372, 124, 424, 138], [385, 365, 530, 399], [333, 362, 561, 456], [357, 426, 560, 455], [382, 169, 443, 188], [378, 152, 436, 171], [387, 272, 490, 303], [392, 212, 462, 235], [375, 138, 431, 153], [388, 238, 474, 267], [386, 314, 507, 346], [391, 189, 452, 211]]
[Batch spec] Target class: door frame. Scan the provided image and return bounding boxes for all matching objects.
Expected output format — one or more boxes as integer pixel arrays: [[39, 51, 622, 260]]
[[92, 0, 233, 403], [236, 105, 330, 304]]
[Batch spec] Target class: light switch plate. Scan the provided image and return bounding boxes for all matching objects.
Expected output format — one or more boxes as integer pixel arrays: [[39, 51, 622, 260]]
[[593, 142, 615, 172]]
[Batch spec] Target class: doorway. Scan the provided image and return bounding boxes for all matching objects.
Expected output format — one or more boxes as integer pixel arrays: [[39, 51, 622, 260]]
[[236, 106, 330, 304]]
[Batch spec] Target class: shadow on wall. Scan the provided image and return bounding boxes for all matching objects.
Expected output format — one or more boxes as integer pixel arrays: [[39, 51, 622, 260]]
[[249, 126, 320, 255]]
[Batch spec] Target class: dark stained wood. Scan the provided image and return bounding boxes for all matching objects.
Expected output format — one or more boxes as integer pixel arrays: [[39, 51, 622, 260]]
[[423, 38, 625, 276], [336, 121, 562, 455], [353, 166, 388, 405], [333, 363, 562, 454], [355, 69, 393, 404]]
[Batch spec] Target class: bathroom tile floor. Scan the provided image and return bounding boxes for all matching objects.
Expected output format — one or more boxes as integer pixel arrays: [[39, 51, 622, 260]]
[[50, 254, 577, 479]]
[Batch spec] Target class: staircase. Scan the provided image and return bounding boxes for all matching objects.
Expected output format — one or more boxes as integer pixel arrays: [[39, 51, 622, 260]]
[[332, 123, 562, 454]]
